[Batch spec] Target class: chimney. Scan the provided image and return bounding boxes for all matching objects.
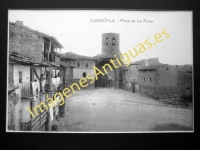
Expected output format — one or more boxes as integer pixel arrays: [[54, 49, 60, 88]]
[[148, 57, 159, 65], [15, 20, 23, 26], [145, 59, 148, 66]]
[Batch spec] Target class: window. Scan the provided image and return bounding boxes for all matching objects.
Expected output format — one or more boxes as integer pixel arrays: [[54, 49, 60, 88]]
[[19, 71, 22, 83], [149, 78, 151, 82], [112, 38, 115, 45], [144, 78, 145, 82], [83, 72, 86, 77], [106, 42, 108, 45], [186, 87, 190, 90], [86, 63, 88, 68], [166, 68, 169, 71], [77, 62, 80, 68], [106, 37, 108, 40]]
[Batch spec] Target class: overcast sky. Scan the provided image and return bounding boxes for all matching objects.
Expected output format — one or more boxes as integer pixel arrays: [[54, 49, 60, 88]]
[[9, 10, 192, 65]]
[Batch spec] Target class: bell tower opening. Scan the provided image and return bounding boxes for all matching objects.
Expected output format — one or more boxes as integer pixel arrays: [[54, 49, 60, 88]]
[[102, 33, 121, 58], [112, 37, 115, 45]]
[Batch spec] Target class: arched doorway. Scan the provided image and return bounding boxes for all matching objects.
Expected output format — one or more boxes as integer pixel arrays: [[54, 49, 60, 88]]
[[95, 58, 116, 88]]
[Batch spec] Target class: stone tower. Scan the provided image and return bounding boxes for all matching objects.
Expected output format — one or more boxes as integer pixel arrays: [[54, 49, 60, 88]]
[[102, 33, 121, 57]]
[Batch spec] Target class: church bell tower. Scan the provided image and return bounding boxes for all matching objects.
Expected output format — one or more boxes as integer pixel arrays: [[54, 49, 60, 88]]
[[102, 33, 121, 58]]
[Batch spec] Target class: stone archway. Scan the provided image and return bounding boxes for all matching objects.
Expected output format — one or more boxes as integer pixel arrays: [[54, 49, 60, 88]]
[[95, 58, 119, 88]]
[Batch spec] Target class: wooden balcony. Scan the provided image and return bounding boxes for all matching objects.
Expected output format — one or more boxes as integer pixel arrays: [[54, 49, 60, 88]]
[[43, 52, 60, 65]]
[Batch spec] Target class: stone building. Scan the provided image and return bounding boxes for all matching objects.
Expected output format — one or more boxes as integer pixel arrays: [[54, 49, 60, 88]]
[[61, 52, 97, 89], [93, 33, 123, 88], [176, 65, 192, 100], [138, 64, 192, 99], [8, 21, 67, 131], [61, 33, 123, 89], [120, 58, 161, 92]]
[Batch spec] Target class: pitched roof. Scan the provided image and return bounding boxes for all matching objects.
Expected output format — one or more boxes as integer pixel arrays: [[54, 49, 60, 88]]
[[130, 58, 161, 65], [130, 59, 145, 65], [138, 65, 164, 70], [61, 52, 98, 61], [138, 64, 178, 71], [9, 51, 51, 67], [177, 65, 192, 73], [9, 22, 63, 49], [9, 52, 38, 64], [60, 61, 75, 67], [93, 53, 114, 59]]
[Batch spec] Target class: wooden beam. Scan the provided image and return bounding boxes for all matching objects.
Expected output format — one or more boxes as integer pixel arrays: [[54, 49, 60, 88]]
[[48, 41, 51, 61]]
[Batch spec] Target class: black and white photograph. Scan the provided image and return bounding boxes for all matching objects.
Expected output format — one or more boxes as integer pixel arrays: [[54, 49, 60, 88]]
[[7, 10, 193, 132]]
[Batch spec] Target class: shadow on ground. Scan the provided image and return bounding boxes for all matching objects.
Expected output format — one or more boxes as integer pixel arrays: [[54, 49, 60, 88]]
[[149, 123, 193, 131], [156, 98, 192, 109]]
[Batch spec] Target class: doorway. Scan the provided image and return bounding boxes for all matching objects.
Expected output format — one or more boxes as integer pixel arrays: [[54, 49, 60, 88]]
[[132, 84, 135, 93], [103, 83, 105, 87]]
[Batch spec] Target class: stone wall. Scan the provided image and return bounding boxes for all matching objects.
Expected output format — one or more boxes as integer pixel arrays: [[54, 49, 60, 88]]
[[138, 70, 157, 87], [139, 85, 156, 98], [156, 65, 177, 87], [138, 65, 178, 99], [177, 71, 192, 98], [139, 85, 178, 99], [9, 23, 44, 63], [120, 58, 160, 93], [69, 60, 95, 80], [154, 86, 178, 99]]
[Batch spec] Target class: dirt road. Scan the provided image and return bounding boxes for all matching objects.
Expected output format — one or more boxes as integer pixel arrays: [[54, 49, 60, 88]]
[[58, 88, 193, 132]]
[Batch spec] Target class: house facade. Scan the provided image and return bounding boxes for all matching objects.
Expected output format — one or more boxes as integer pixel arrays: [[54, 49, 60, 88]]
[[120, 58, 160, 93], [61, 52, 97, 89], [8, 21, 67, 131], [176, 65, 192, 100], [138, 64, 192, 99]]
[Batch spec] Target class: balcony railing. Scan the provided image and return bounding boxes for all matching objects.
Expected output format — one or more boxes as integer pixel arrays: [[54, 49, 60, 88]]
[[21, 82, 33, 99], [20, 109, 48, 131], [43, 52, 60, 65]]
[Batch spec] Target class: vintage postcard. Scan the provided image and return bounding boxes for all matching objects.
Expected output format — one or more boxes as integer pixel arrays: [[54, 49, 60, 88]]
[[7, 10, 193, 132]]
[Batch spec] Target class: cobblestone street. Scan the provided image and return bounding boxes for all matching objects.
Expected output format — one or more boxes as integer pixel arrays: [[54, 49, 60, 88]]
[[58, 88, 192, 132]]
